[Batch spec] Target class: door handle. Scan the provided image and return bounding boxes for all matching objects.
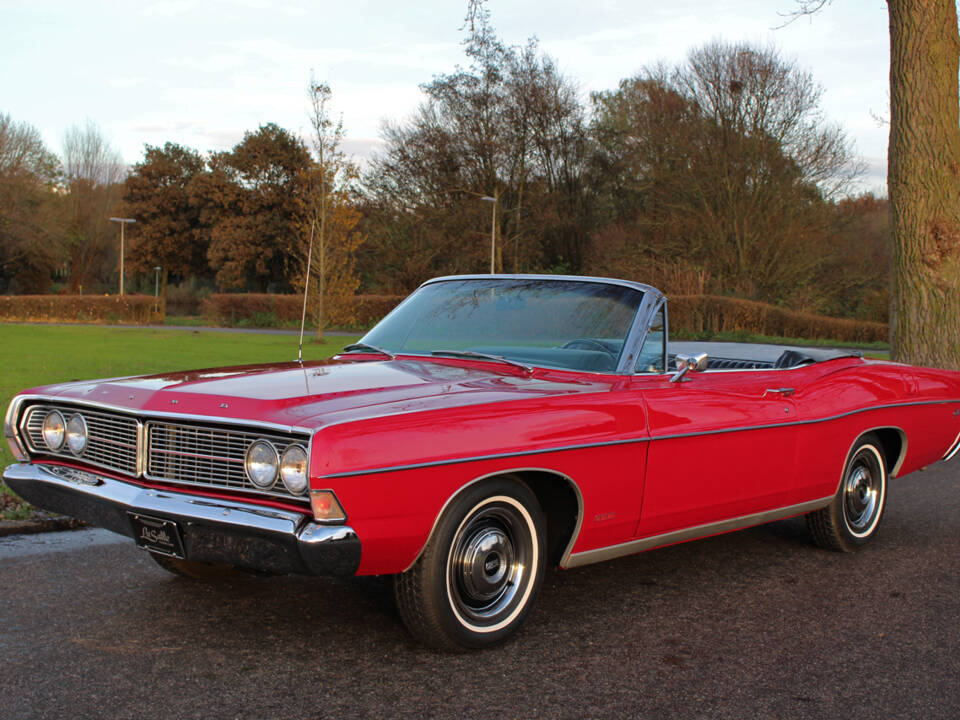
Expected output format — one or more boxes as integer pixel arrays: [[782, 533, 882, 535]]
[[764, 387, 795, 397]]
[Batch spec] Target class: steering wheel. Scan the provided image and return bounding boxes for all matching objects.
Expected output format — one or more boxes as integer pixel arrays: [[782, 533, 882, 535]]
[[561, 338, 618, 359]]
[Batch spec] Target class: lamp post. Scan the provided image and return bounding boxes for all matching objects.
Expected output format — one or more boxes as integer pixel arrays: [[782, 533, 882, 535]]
[[481, 195, 497, 274], [109, 217, 136, 295], [154, 266, 162, 313]]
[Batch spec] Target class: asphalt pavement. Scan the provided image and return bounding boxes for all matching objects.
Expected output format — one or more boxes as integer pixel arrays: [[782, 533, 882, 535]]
[[1, 462, 957, 719]]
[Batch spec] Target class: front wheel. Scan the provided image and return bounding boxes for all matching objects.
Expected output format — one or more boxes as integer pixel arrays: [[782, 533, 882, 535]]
[[394, 478, 546, 651], [807, 434, 887, 552]]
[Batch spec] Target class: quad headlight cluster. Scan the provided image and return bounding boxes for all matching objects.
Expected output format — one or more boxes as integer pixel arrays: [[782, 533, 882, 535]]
[[37, 407, 315, 501], [244, 440, 309, 496], [41, 410, 88, 456]]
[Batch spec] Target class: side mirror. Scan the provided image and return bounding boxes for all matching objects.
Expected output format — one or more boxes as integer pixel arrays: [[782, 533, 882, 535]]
[[671, 352, 708, 383]]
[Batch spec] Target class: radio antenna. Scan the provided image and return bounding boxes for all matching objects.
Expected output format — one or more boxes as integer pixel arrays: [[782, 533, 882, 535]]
[[297, 219, 316, 364]]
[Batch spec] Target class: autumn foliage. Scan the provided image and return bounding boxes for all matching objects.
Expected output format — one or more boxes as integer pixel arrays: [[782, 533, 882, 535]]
[[0, 295, 160, 324], [669, 296, 888, 344], [0, 6, 900, 344], [200, 293, 404, 328]]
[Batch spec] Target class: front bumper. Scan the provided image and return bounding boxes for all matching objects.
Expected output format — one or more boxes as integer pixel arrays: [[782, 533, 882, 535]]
[[2, 462, 360, 576]]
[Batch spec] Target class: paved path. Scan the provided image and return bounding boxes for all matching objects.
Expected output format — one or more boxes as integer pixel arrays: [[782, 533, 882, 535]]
[[1, 462, 957, 719]]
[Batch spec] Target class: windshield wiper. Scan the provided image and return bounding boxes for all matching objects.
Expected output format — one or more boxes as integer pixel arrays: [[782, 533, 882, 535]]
[[429, 350, 532, 373], [341, 343, 396, 359]]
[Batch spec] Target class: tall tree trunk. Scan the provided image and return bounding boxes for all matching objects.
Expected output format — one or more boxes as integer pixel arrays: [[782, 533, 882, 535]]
[[888, 0, 960, 369]]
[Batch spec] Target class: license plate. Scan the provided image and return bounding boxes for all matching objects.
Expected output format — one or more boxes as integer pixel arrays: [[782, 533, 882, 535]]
[[128, 513, 186, 559]]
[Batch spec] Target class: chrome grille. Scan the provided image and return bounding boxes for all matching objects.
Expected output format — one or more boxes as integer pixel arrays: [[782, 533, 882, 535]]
[[23, 405, 139, 475], [146, 421, 308, 501]]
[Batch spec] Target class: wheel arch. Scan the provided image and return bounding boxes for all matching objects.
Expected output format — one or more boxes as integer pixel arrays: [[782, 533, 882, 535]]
[[404, 467, 583, 572], [836, 426, 905, 491], [867, 426, 907, 478]]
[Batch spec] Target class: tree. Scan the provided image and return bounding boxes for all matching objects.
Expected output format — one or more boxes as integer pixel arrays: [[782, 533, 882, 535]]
[[61, 120, 125, 292], [587, 42, 858, 306], [362, 1, 590, 286], [0, 113, 62, 292], [887, 0, 960, 368], [206, 124, 312, 291], [787, 0, 960, 368], [0, 114, 59, 182], [816, 194, 890, 320], [296, 77, 363, 339], [121, 143, 209, 288]]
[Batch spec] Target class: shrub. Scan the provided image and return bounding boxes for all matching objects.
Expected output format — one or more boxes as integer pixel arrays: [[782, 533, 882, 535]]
[[200, 294, 406, 329], [200, 294, 301, 326], [669, 295, 888, 344], [355, 295, 405, 327], [165, 281, 212, 316], [0, 295, 162, 324]]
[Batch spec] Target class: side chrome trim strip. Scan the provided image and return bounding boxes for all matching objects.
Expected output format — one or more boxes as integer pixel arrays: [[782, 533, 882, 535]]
[[322, 437, 651, 480], [944, 431, 960, 462], [319, 399, 960, 479], [563, 496, 833, 569]]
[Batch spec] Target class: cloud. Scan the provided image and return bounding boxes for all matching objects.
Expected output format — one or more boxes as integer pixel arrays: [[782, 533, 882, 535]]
[[141, 1, 196, 17], [109, 76, 146, 88], [855, 156, 887, 196], [341, 137, 384, 162]]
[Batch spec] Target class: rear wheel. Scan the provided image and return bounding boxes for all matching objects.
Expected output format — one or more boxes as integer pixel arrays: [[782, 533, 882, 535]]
[[394, 478, 546, 651], [149, 552, 243, 580], [807, 434, 887, 552]]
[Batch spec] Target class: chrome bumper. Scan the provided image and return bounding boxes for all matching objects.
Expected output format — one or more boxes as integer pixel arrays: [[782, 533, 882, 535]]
[[2, 463, 360, 576]]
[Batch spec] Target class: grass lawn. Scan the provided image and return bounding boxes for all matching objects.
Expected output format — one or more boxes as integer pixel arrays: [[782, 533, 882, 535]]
[[0, 324, 360, 515]]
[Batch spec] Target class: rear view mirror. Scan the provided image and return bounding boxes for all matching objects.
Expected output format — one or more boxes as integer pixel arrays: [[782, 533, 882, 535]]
[[671, 352, 708, 383]]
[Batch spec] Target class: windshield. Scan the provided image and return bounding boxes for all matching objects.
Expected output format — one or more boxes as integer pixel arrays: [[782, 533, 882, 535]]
[[358, 278, 645, 373]]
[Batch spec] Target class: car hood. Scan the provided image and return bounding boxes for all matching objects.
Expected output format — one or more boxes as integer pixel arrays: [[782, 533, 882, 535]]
[[27, 357, 615, 430]]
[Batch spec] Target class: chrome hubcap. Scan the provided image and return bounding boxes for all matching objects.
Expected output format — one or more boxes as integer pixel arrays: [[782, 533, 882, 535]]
[[460, 527, 514, 601], [448, 502, 532, 627], [844, 453, 880, 532]]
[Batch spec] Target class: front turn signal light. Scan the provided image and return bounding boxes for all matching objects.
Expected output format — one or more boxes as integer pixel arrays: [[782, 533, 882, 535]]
[[310, 490, 346, 522]]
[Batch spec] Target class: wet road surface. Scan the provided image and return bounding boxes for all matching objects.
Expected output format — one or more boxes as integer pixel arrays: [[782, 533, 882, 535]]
[[1, 462, 957, 719]]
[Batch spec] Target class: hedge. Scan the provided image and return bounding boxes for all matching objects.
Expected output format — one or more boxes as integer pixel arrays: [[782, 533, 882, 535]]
[[189, 291, 888, 342], [200, 294, 406, 328], [669, 295, 888, 344], [0, 295, 163, 325]]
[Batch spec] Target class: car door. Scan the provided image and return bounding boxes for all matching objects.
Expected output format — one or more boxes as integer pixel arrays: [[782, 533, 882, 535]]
[[631, 367, 799, 538]]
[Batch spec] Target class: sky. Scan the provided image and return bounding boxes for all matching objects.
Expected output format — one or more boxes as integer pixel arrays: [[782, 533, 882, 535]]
[[0, 0, 891, 194]]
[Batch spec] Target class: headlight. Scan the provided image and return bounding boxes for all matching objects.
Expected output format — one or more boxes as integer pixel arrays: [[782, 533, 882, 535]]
[[42, 411, 65, 451], [280, 445, 308, 495], [245, 439, 279, 489], [66, 413, 88, 455]]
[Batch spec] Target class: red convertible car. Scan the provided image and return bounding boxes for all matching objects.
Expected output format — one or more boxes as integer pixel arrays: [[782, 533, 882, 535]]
[[4, 275, 960, 650]]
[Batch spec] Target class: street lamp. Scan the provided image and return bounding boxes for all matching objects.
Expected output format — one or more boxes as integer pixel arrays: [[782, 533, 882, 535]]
[[109, 217, 136, 296], [481, 195, 497, 274], [154, 266, 162, 313]]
